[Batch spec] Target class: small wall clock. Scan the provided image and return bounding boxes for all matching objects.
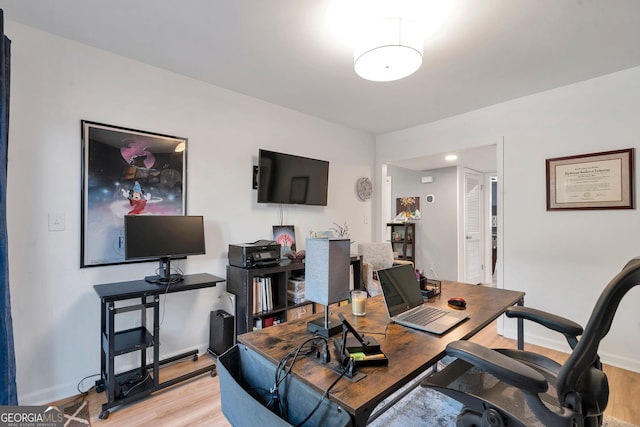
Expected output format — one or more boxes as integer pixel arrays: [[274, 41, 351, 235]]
[[356, 177, 372, 201]]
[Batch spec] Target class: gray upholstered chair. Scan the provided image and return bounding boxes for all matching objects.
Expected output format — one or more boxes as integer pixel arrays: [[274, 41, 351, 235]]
[[422, 257, 640, 427], [358, 242, 413, 296]]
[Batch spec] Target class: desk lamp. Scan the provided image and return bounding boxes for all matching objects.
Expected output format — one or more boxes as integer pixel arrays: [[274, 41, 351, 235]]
[[305, 238, 351, 337]]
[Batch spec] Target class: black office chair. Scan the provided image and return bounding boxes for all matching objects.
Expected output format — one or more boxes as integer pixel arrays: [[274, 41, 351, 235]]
[[422, 257, 640, 427]]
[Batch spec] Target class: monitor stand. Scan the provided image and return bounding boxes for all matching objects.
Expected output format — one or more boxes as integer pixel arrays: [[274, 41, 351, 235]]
[[144, 257, 184, 285]]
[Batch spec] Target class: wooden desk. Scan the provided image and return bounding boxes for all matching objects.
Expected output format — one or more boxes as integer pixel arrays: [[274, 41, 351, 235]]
[[238, 281, 524, 426]]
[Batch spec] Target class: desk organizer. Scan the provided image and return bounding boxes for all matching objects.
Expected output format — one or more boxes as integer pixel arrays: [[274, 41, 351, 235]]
[[421, 278, 441, 299]]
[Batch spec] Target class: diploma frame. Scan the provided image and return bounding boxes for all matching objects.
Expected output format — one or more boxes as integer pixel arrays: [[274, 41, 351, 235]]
[[546, 148, 634, 210]]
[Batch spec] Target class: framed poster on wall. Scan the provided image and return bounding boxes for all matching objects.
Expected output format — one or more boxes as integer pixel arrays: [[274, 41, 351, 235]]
[[396, 196, 421, 220], [81, 121, 188, 267], [273, 225, 296, 258]]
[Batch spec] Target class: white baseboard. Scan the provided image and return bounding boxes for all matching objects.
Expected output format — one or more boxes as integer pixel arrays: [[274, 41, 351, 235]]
[[503, 326, 640, 374]]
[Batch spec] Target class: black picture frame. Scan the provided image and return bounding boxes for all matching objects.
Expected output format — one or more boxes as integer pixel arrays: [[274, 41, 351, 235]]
[[273, 225, 296, 258], [81, 120, 188, 267]]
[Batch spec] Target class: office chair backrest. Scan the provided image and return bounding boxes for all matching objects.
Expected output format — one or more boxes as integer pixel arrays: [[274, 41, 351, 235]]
[[557, 258, 640, 415]]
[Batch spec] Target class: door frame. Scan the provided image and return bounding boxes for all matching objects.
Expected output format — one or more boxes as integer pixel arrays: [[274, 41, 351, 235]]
[[484, 173, 497, 284]]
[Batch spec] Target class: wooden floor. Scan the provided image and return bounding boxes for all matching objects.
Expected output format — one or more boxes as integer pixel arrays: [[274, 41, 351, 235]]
[[53, 322, 640, 426]]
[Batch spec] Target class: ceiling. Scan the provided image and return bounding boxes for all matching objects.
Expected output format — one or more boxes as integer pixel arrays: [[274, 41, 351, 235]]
[[1, 0, 640, 136], [392, 144, 498, 172]]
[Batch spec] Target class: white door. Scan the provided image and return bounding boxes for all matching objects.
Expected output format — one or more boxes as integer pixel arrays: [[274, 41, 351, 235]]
[[463, 168, 484, 284]]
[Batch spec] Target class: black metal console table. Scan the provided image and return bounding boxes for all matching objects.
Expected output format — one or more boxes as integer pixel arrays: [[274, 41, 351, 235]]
[[93, 273, 225, 419]]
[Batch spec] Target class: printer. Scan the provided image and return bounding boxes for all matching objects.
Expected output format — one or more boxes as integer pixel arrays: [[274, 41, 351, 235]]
[[228, 240, 281, 269]]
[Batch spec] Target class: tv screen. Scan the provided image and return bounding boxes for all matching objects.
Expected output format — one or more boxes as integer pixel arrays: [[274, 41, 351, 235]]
[[257, 149, 329, 206], [124, 215, 206, 283]]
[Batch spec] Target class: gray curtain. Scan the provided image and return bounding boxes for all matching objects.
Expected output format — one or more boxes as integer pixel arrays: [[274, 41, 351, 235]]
[[0, 9, 17, 405]]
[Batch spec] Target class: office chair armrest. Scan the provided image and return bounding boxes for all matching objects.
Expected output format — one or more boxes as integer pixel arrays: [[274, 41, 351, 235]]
[[446, 341, 548, 394], [506, 306, 583, 335]]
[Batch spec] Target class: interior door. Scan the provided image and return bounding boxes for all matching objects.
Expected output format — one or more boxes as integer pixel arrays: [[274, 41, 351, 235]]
[[463, 168, 484, 284]]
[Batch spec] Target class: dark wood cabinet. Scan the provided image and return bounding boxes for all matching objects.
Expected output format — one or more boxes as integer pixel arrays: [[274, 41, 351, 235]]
[[387, 222, 416, 263]]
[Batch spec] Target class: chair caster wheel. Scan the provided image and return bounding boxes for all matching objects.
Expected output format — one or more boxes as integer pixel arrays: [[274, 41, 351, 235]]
[[456, 407, 482, 427], [99, 410, 110, 420], [192, 354, 198, 362], [210, 370, 216, 377], [482, 408, 505, 427]]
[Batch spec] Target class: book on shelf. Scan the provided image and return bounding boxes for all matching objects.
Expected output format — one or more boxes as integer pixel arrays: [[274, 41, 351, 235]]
[[263, 316, 275, 328], [253, 276, 274, 314]]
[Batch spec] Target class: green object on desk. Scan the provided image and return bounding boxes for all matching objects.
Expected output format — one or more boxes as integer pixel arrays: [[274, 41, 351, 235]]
[[350, 352, 386, 361]]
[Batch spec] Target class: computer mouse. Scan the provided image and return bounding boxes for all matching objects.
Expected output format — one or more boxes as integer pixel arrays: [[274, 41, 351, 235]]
[[448, 297, 466, 308]]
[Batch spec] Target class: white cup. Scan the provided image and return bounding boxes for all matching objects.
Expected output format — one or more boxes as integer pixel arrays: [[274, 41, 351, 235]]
[[351, 290, 367, 316]]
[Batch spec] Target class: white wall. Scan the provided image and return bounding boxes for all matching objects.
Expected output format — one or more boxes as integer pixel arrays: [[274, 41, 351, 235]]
[[377, 66, 640, 373], [5, 21, 375, 404], [386, 165, 458, 280]]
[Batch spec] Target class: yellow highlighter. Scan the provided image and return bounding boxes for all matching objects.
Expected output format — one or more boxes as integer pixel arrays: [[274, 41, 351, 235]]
[[349, 352, 386, 361]]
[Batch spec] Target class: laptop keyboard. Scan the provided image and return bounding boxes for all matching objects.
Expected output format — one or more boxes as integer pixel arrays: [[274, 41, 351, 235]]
[[402, 306, 447, 325]]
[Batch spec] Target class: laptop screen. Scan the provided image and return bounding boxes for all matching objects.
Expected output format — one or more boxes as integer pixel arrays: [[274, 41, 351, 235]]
[[376, 264, 424, 317]]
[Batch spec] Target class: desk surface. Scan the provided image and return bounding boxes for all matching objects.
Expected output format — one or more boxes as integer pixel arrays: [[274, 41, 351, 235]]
[[94, 273, 225, 302], [238, 281, 524, 425]]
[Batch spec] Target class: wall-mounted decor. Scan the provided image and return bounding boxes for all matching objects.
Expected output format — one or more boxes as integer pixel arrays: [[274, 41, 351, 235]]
[[81, 121, 187, 267], [356, 177, 372, 200], [309, 230, 334, 239], [546, 148, 634, 210], [396, 196, 421, 220], [273, 225, 296, 258]]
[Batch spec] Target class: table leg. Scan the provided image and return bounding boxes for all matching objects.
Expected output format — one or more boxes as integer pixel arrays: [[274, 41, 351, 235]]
[[517, 298, 524, 350]]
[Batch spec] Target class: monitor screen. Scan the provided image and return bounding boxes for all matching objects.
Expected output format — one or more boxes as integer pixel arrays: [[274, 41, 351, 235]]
[[257, 149, 329, 206], [124, 215, 206, 260], [125, 215, 206, 284]]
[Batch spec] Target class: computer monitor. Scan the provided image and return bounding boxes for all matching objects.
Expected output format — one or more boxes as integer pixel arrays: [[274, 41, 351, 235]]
[[124, 215, 206, 284]]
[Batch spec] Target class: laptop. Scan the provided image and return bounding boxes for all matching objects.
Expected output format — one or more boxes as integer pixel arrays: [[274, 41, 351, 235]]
[[377, 264, 469, 334]]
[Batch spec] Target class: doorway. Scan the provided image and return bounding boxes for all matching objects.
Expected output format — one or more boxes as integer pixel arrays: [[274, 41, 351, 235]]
[[383, 144, 498, 284]]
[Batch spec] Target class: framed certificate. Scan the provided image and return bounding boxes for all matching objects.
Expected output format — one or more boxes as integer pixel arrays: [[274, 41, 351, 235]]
[[546, 148, 634, 210]]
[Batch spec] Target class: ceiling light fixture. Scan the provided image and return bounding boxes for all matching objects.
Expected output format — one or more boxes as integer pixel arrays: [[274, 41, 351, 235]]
[[354, 17, 424, 82], [445, 154, 458, 161]]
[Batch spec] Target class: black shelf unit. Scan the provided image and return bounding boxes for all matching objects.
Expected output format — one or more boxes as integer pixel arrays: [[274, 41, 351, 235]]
[[227, 257, 362, 336], [93, 273, 225, 419], [387, 222, 416, 263], [111, 326, 155, 356]]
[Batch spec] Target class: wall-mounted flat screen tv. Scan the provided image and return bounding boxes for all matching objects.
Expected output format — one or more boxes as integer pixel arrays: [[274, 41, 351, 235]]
[[257, 149, 329, 206]]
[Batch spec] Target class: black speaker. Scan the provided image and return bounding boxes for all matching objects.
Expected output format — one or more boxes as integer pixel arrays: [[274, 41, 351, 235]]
[[209, 310, 235, 356]]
